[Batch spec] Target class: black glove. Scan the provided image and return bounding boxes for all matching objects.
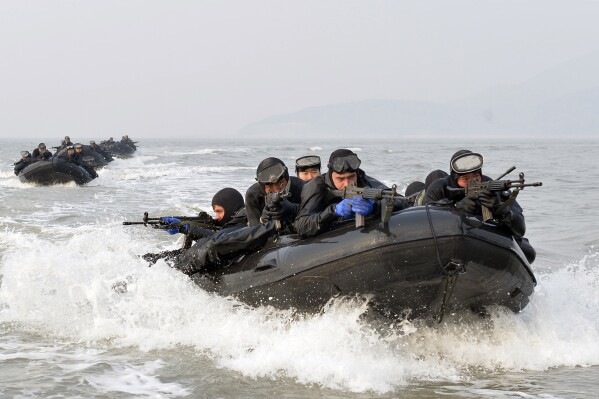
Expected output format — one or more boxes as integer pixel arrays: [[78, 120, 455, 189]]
[[478, 189, 498, 209], [456, 196, 477, 213], [494, 205, 513, 223], [261, 205, 284, 222]]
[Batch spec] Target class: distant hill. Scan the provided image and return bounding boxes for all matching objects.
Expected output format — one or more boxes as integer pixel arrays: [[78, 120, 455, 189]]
[[238, 52, 599, 140]]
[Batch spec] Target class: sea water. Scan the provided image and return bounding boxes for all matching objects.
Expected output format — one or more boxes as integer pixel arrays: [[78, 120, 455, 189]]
[[1, 138, 598, 398]]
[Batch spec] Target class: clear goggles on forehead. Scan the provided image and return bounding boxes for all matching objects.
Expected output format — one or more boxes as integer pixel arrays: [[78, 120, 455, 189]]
[[451, 152, 484, 174], [296, 155, 321, 169], [329, 154, 361, 173], [256, 163, 287, 184]]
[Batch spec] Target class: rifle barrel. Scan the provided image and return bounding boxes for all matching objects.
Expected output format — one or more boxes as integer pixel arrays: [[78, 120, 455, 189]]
[[521, 182, 543, 187]]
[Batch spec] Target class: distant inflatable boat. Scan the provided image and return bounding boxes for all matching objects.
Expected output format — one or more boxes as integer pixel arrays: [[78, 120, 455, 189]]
[[100, 142, 136, 158], [17, 159, 93, 186], [186, 206, 537, 320]]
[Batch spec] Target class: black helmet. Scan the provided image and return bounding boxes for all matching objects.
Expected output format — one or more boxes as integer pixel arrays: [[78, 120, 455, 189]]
[[256, 157, 289, 184], [295, 155, 321, 173], [89, 140, 96, 145], [21, 150, 31, 158]]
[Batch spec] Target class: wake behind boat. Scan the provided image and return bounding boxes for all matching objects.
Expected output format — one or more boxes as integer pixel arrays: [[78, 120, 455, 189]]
[[182, 205, 536, 320]]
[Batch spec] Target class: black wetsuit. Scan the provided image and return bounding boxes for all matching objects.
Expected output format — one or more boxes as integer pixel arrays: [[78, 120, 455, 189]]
[[185, 208, 248, 241], [293, 170, 409, 238], [57, 152, 82, 166], [424, 174, 526, 238], [174, 220, 279, 275], [55, 140, 73, 153], [121, 138, 136, 150], [245, 176, 304, 226], [14, 157, 33, 175], [143, 209, 248, 266], [31, 148, 53, 161], [89, 145, 113, 162]]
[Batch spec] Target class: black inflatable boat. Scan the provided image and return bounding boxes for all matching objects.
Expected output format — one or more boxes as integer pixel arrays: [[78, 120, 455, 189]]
[[187, 206, 537, 320], [100, 141, 135, 158], [17, 159, 93, 185]]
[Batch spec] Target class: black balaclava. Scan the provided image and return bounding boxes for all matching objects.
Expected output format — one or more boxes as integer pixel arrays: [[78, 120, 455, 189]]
[[425, 169, 449, 190], [212, 187, 245, 225], [405, 181, 425, 197], [449, 149, 482, 183]]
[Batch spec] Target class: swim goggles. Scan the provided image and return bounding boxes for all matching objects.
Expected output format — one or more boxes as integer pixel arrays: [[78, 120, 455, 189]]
[[328, 154, 361, 173], [256, 163, 287, 184], [450, 152, 484, 174], [295, 155, 321, 170]]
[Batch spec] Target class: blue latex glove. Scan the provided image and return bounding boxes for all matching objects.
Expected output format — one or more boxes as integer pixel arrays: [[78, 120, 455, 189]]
[[162, 217, 182, 235], [351, 196, 375, 216], [334, 199, 354, 218]]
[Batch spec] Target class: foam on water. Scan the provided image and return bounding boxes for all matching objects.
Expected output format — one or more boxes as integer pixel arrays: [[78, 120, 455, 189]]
[[2, 223, 599, 394], [85, 360, 191, 397]]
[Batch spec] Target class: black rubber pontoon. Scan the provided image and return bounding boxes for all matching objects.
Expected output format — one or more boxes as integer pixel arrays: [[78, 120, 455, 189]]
[[187, 206, 537, 320], [100, 142, 135, 158], [18, 158, 93, 185]]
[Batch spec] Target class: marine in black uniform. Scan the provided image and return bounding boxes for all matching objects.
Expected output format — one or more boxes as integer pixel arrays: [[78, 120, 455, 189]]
[[31, 143, 52, 161], [89, 140, 113, 162], [144, 188, 247, 265], [172, 159, 306, 275], [424, 149, 526, 238], [293, 149, 409, 238], [56, 145, 81, 165], [245, 157, 304, 227], [14, 151, 33, 175]]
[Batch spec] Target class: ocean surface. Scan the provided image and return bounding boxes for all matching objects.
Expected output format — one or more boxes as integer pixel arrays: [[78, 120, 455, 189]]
[[1, 138, 598, 398]]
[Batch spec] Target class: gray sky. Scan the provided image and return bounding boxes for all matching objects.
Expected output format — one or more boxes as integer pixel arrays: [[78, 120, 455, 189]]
[[1, 0, 598, 139]]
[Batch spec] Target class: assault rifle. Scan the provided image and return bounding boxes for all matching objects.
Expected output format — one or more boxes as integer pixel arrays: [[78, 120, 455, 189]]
[[448, 167, 542, 221], [123, 211, 218, 228], [330, 184, 403, 227], [124, 211, 221, 249]]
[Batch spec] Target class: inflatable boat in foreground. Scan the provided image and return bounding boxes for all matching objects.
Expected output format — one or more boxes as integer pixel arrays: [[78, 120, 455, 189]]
[[186, 206, 537, 320]]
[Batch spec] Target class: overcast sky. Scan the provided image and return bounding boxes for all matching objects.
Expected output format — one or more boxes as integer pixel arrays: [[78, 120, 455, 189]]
[[1, 0, 598, 139]]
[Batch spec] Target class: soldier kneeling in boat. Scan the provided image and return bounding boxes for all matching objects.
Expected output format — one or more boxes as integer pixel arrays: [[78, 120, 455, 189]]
[[172, 158, 304, 275], [423, 150, 536, 263], [293, 149, 409, 238], [14, 151, 33, 175], [32, 143, 53, 161], [424, 150, 526, 237], [143, 187, 247, 266]]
